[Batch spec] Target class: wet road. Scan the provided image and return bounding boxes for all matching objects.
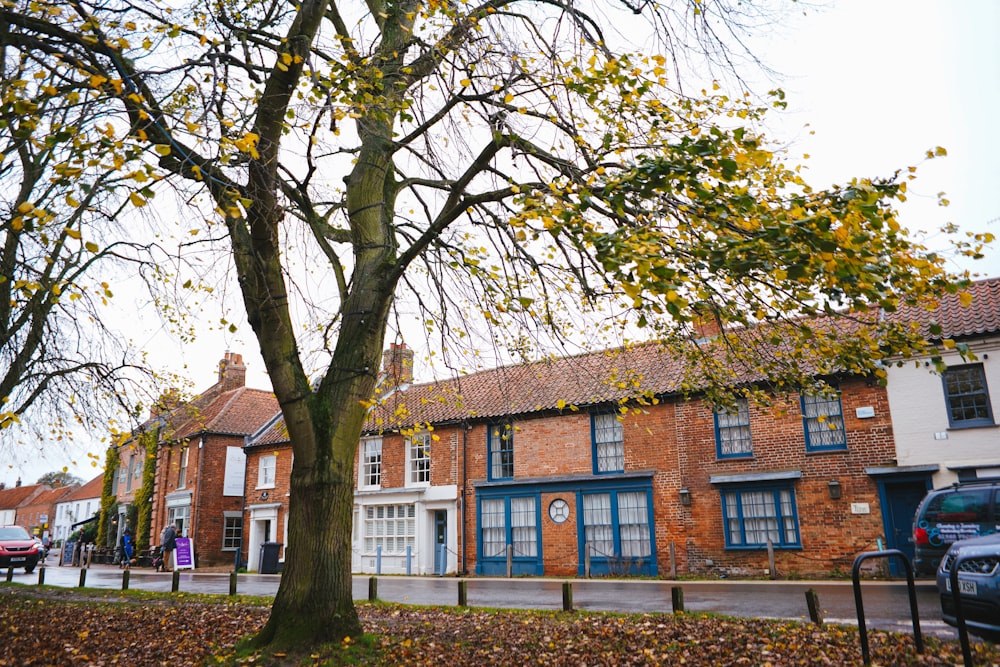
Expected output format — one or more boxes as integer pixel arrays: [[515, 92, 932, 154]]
[[5, 561, 957, 640]]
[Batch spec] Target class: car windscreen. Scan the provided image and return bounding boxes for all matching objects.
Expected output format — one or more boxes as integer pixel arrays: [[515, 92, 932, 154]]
[[0, 526, 30, 540]]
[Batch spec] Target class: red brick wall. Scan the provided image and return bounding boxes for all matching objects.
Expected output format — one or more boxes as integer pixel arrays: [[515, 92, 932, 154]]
[[244, 444, 293, 563], [673, 378, 894, 577], [151, 435, 250, 566]]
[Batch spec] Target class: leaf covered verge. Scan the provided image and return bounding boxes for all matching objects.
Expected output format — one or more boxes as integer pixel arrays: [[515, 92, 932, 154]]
[[2, 584, 998, 666]]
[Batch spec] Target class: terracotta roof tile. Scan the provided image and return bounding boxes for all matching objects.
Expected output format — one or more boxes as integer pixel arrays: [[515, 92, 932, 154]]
[[0, 484, 47, 510], [63, 474, 105, 502], [154, 387, 279, 443], [887, 276, 1000, 339], [24, 486, 76, 507]]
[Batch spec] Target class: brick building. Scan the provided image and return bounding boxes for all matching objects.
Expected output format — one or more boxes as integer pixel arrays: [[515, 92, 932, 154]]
[[113, 352, 278, 566], [0, 481, 47, 528], [244, 337, 898, 578], [16, 484, 76, 539]]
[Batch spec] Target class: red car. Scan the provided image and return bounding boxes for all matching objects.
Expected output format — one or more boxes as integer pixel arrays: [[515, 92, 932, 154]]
[[0, 525, 42, 573]]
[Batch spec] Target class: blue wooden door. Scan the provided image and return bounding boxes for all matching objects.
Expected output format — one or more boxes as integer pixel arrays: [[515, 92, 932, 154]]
[[881, 480, 930, 576]]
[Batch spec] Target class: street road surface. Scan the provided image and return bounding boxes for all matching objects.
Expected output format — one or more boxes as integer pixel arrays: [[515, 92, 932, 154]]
[[4, 560, 958, 640]]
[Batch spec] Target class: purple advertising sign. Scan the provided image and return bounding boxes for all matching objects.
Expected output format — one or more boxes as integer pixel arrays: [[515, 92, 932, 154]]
[[174, 537, 195, 569]]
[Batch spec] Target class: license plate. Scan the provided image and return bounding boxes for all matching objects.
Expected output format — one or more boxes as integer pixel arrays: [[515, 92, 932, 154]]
[[946, 578, 978, 595], [9, 557, 25, 564]]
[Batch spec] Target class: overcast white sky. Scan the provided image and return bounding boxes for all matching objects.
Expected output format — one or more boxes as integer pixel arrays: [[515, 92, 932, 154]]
[[3, 0, 998, 487]]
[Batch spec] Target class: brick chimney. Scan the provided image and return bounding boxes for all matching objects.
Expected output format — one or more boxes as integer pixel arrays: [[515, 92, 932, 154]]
[[15, 477, 21, 487], [218, 352, 247, 391], [689, 302, 722, 340], [381, 343, 414, 386]]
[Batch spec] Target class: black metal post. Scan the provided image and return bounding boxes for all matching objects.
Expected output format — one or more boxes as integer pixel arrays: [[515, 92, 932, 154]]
[[852, 549, 923, 665], [949, 554, 975, 667]]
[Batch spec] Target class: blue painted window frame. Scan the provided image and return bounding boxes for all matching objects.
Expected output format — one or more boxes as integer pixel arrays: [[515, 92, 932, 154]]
[[942, 363, 995, 428], [488, 422, 514, 481], [720, 483, 801, 549], [714, 398, 753, 459], [576, 487, 655, 576], [801, 391, 847, 452], [475, 493, 542, 575], [591, 412, 625, 474]]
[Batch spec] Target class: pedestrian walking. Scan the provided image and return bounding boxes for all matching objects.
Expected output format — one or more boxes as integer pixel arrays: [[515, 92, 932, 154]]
[[121, 529, 135, 569], [160, 522, 177, 573]]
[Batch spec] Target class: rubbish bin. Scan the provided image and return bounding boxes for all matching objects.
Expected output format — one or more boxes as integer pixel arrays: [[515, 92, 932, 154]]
[[259, 542, 283, 574]]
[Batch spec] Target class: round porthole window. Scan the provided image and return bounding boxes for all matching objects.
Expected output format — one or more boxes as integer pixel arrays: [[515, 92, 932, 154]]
[[548, 498, 570, 523]]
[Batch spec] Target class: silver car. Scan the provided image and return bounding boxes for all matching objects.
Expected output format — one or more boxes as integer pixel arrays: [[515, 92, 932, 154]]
[[936, 532, 1000, 641]]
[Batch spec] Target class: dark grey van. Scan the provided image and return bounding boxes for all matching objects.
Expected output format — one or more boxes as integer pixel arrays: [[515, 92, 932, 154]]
[[912, 480, 1000, 576]]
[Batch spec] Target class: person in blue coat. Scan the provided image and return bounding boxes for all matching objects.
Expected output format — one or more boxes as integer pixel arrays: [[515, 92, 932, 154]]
[[121, 529, 135, 569]]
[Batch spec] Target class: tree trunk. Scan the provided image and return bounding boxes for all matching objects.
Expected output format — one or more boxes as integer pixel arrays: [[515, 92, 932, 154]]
[[252, 429, 363, 646], [247, 124, 398, 648]]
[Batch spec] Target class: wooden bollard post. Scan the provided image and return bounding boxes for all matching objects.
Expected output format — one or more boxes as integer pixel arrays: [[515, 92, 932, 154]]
[[5, 567, 12, 582], [37, 567, 45, 586], [767, 539, 776, 580], [669, 542, 677, 579], [561, 582, 573, 612], [78, 568, 87, 588], [671, 586, 684, 613], [229, 571, 238, 596], [121, 569, 130, 590], [368, 576, 378, 601], [805, 588, 823, 625], [171, 569, 180, 592], [458, 580, 468, 607]]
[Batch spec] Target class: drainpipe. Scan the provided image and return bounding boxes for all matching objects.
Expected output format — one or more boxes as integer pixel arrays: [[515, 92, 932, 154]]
[[461, 419, 469, 575], [236, 435, 249, 572], [193, 436, 205, 545]]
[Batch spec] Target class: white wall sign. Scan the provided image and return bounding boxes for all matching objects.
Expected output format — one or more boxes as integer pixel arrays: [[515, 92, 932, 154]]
[[850, 503, 871, 515], [223, 446, 247, 496]]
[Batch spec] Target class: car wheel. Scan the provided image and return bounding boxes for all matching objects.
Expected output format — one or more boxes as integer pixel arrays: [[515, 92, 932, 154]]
[[24, 563, 35, 574]]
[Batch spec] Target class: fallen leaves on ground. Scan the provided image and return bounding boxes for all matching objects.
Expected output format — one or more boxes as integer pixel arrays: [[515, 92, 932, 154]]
[[1, 585, 998, 666]]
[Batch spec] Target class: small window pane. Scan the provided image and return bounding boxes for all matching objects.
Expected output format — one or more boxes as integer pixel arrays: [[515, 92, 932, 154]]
[[802, 393, 847, 451], [716, 399, 753, 457], [489, 423, 515, 480], [593, 413, 625, 472], [943, 365, 994, 427]]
